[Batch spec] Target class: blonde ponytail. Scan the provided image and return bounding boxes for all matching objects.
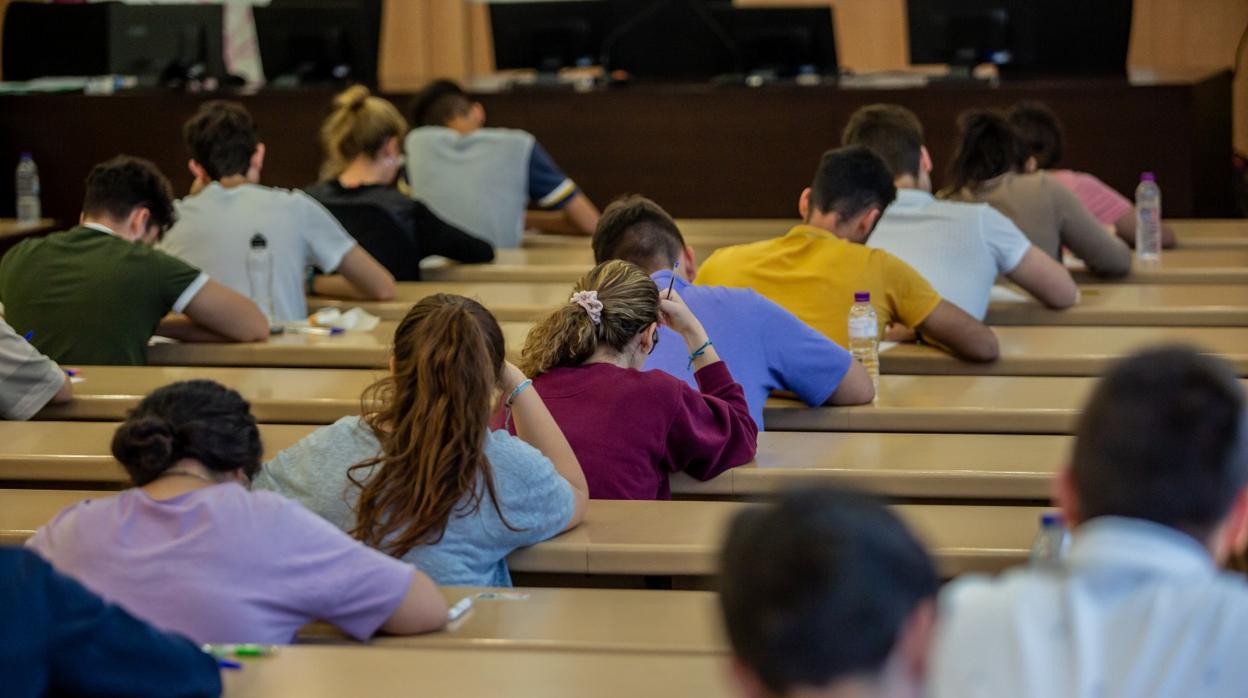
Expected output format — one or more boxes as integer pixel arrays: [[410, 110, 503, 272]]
[[319, 85, 408, 181], [520, 260, 659, 377]]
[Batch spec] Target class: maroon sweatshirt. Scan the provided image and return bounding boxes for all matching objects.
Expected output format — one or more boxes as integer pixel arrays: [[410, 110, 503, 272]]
[[518, 361, 758, 500]]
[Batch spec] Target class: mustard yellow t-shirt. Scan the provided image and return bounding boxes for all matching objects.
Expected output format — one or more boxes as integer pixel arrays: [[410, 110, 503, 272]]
[[696, 225, 942, 346]]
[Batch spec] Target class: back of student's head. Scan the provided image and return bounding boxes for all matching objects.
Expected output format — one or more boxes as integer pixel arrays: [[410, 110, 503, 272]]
[[520, 260, 659, 377], [1008, 101, 1065, 170], [808, 146, 898, 222], [82, 155, 177, 234], [1072, 345, 1248, 539], [320, 85, 408, 181], [352, 294, 513, 557], [947, 110, 1030, 193], [720, 487, 939, 695], [841, 104, 925, 179], [183, 100, 259, 180], [112, 380, 262, 486], [409, 79, 473, 128], [592, 195, 685, 271]]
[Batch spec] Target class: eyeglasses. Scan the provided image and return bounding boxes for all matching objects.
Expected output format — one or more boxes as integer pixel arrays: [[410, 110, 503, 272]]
[[648, 327, 660, 356]]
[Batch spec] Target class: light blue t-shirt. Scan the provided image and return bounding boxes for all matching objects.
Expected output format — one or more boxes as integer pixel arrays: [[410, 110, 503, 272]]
[[252, 417, 575, 587], [646, 271, 852, 428]]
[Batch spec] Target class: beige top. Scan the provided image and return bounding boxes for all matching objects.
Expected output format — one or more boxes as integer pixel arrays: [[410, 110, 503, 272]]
[[955, 172, 1132, 278]]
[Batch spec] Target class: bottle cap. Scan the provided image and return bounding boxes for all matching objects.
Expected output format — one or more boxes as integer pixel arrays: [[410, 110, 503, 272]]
[[1141, 172, 1156, 182], [853, 291, 870, 303], [19, 152, 31, 160], [250, 233, 267, 249], [1041, 513, 1062, 527]]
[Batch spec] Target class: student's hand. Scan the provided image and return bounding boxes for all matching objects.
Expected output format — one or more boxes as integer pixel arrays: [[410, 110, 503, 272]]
[[659, 289, 710, 349], [500, 361, 528, 394], [884, 324, 917, 343]]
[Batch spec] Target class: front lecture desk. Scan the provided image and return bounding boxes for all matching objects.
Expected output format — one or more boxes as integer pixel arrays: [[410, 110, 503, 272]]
[[0, 70, 1231, 224]]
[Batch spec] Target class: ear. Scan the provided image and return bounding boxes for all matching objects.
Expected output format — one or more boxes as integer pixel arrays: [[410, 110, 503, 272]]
[[1214, 486, 1248, 563], [1054, 464, 1082, 527], [798, 187, 812, 221], [188, 159, 210, 185], [248, 143, 266, 182], [637, 322, 659, 353], [124, 207, 152, 242], [726, 657, 773, 698], [1025, 155, 1039, 173], [855, 207, 882, 242], [470, 102, 486, 128], [920, 145, 934, 175], [681, 246, 699, 283], [895, 599, 937, 684], [383, 136, 402, 159]]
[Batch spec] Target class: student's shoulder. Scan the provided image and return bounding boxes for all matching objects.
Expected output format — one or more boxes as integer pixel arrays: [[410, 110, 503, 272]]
[[482, 429, 555, 479]]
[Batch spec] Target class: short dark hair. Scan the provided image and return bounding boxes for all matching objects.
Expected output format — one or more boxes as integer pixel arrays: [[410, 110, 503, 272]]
[[82, 155, 177, 234], [947, 110, 1030, 193], [809, 146, 897, 222], [111, 380, 263, 486], [592, 195, 685, 270], [409, 79, 473, 128], [841, 104, 925, 179], [1072, 345, 1248, 538], [183, 100, 259, 180], [1008, 101, 1065, 169], [720, 487, 939, 694]]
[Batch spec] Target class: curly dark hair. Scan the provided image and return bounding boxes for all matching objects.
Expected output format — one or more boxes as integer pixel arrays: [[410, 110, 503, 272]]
[[82, 155, 177, 234]]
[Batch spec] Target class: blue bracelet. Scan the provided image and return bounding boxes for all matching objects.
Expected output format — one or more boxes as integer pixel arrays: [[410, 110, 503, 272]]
[[506, 379, 533, 407], [687, 340, 713, 370]]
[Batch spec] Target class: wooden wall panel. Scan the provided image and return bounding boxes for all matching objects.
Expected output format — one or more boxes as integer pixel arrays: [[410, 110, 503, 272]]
[[378, 0, 493, 93]]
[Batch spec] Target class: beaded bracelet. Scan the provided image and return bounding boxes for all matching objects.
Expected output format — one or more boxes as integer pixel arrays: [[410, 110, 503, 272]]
[[687, 339, 714, 370], [503, 379, 532, 430]]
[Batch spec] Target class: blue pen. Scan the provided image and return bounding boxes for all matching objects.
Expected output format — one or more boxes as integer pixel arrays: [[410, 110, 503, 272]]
[[22, 331, 32, 342], [217, 658, 243, 670]]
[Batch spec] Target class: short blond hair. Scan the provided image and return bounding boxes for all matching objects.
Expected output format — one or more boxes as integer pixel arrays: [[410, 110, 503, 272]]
[[319, 85, 407, 181]]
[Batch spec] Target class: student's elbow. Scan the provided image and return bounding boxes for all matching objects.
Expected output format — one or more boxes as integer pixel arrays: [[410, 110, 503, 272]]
[[50, 375, 73, 405], [1094, 250, 1133, 279], [962, 328, 1000, 363], [1044, 281, 1080, 310], [563, 488, 589, 531], [825, 361, 875, 405], [368, 274, 398, 301], [235, 308, 271, 342], [380, 573, 447, 636], [1161, 223, 1178, 249]]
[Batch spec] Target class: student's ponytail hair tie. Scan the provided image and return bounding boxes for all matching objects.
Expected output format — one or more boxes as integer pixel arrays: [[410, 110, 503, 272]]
[[569, 290, 603, 325]]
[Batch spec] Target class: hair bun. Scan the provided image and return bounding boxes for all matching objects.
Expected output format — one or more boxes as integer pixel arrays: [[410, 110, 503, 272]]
[[111, 415, 176, 480], [334, 84, 371, 112]]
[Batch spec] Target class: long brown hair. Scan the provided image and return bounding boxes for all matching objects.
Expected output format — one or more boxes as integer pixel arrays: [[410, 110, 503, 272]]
[[349, 294, 516, 557], [320, 85, 408, 181], [520, 260, 659, 377]]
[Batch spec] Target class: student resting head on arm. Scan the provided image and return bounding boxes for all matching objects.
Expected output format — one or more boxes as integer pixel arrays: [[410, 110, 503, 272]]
[[305, 86, 494, 281], [720, 487, 939, 698], [0, 155, 268, 366], [516, 260, 758, 499], [27, 380, 446, 644], [944, 110, 1132, 279], [253, 294, 588, 587], [591, 195, 874, 425], [1008, 100, 1175, 249]]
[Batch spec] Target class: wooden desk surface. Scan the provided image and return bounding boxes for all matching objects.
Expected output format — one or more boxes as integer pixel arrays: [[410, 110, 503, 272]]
[[1070, 248, 1248, 285], [882, 326, 1248, 376], [0, 217, 57, 239], [36, 366, 382, 424], [0, 423, 1068, 501], [313, 283, 566, 322], [1169, 219, 1248, 248], [220, 645, 731, 698], [0, 492, 1042, 576], [986, 284, 1248, 327], [302, 587, 727, 655]]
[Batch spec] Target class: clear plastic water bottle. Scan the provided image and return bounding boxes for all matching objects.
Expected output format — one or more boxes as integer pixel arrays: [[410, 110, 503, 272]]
[[1029, 513, 1071, 568], [247, 233, 275, 325], [1135, 172, 1162, 262], [15, 153, 40, 225], [847, 291, 880, 397]]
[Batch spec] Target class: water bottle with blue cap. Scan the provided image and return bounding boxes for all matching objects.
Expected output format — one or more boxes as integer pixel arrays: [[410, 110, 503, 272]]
[[1029, 512, 1071, 567]]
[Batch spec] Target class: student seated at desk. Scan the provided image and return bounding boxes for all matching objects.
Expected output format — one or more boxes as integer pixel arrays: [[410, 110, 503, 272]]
[[516, 260, 758, 500], [593, 195, 875, 427], [842, 104, 1078, 320], [160, 101, 396, 322], [254, 294, 587, 587], [720, 488, 938, 698], [697, 147, 999, 363], [1, 547, 221, 698], [305, 86, 494, 281], [28, 380, 446, 644], [0, 156, 268, 366], [1008, 101, 1176, 250], [0, 318, 71, 419], [931, 345, 1248, 698], [944, 110, 1132, 279], [405, 79, 600, 247]]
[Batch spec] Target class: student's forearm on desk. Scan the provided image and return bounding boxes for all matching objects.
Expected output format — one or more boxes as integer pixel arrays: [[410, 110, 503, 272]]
[[155, 315, 248, 343], [311, 275, 374, 299]]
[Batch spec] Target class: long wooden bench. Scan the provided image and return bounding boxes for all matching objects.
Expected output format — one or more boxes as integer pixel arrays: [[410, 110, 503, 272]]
[[0, 422, 1068, 500], [0, 492, 1043, 577]]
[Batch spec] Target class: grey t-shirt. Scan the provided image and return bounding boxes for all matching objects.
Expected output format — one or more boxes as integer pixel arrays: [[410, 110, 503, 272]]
[[161, 183, 358, 322], [252, 416, 575, 587], [0, 318, 65, 420]]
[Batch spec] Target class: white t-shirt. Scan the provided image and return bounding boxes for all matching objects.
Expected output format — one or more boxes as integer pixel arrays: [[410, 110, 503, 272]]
[[867, 189, 1031, 320], [161, 183, 357, 322]]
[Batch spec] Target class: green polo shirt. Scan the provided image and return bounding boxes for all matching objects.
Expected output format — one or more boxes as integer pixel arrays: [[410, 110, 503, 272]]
[[0, 225, 207, 365]]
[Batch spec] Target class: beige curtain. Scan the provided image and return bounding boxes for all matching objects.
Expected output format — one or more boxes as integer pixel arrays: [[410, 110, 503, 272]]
[[378, 0, 494, 92]]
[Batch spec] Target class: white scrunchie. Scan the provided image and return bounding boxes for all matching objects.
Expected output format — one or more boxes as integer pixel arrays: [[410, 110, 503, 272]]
[[570, 290, 603, 325]]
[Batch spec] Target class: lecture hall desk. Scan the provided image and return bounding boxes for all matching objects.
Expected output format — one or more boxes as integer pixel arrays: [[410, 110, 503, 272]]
[[321, 282, 1248, 327], [0, 422, 1068, 501]]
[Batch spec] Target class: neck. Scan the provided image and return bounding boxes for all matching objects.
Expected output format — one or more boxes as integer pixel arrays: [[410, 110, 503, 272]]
[[141, 458, 232, 500], [216, 174, 251, 189], [81, 215, 138, 241], [893, 174, 919, 191], [788, 671, 915, 698], [804, 216, 857, 243], [338, 158, 389, 187], [445, 117, 477, 136], [584, 345, 638, 370]]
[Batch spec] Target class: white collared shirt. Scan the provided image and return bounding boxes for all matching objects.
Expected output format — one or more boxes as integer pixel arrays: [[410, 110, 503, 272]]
[[866, 189, 1032, 320], [931, 517, 1248, 698]]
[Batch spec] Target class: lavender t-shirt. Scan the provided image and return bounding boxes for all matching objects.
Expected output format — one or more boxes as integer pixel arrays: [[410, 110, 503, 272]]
[[27, 484, 414, 645]]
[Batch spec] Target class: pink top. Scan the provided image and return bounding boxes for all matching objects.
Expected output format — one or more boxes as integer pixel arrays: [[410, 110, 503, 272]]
[[1049, 170, 1133, 226], [516, 361, 758, 500]]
